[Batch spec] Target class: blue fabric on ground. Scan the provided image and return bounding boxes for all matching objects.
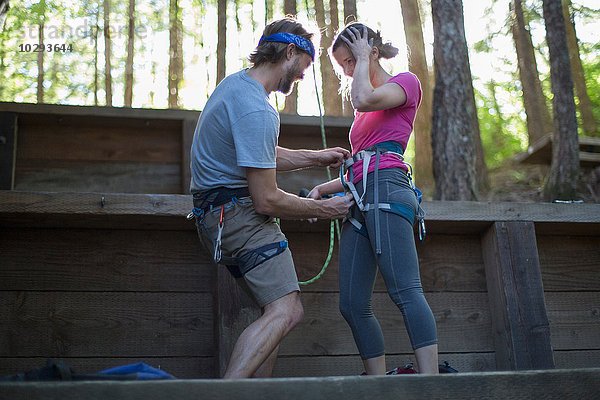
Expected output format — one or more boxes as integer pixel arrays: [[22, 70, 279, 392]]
[[98, 363, 176, 380]]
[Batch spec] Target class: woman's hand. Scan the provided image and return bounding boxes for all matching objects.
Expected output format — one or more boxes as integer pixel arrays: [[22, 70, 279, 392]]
[[339, 26, 373, 62]]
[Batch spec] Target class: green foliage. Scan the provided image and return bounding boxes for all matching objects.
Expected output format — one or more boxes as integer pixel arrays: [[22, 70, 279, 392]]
[[475, 80, 527, 169]]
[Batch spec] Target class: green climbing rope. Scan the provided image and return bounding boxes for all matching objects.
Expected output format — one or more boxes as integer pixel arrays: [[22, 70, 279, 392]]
[[298, 63, 342, 286]]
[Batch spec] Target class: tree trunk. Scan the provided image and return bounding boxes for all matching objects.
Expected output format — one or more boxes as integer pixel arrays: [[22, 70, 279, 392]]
[[168, 0, 183, 108], [341, 0, 357, 116], [511, 0, 553, 145], [266, 0, 274, 22], [562, 0, 597, 136], [282, 0, 298, 114], [399, 0, 433, 196], [315, 0, 342, 116], [343, 0, 356, 23], [542, 0, 579, 200], [36, 20, 44, 103], [216, 0, 226, 85], [0, 0, 9, 33], [124, 0, 135, 107], [430, 0, 479, 201], [103, 0, 113, 106], [93, 2, 100, 106]]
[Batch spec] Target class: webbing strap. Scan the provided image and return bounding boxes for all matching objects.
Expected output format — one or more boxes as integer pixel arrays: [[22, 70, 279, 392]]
[[225, 241, 289, 279]]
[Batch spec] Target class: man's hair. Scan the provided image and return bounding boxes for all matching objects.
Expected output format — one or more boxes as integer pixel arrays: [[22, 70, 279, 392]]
[[249, 17, 315, 67]]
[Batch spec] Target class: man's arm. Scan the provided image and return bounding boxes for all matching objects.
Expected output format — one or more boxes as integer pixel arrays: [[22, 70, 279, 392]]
[[246, 167, 353, 219], [276, 146, 350, 171]]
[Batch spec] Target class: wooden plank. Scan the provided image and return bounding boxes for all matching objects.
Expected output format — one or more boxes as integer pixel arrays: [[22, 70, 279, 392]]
[[0, 101, 202, 121], [2, 369, 600, 400], [291, 233, 486, 293], [538, 236, 600, 291], [545, 292, 600, 350], [0, 228, 213, 292], [181, 119, 196, 194], [17, 118, 181, 163], [273, 352, 496, 377], [2, 191, 599, 231], [215, 268, 261, 377], [482, 221, 555, 370], [0, 112, 17, 190], [0, 292, 214, 357], [0, 357, 215, 379], [15, 161, 182, 194], [554, 350, 600, 369], [280, 292, 493, 356]]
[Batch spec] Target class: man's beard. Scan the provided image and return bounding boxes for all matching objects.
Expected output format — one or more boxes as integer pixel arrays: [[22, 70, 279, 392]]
[[278, 58, 301, 95]]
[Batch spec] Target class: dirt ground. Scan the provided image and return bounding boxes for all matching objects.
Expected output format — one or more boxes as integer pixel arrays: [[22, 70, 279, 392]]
[[482, 162, 600, 204]]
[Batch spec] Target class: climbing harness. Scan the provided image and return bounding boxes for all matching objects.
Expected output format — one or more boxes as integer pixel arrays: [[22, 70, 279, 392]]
[[340, 140, 426, 255], [187, 187, 289, 277]]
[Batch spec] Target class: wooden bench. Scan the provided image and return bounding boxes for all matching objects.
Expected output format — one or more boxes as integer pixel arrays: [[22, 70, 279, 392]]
[[1, 191, 598, 378], [515, 133, 600, 167]]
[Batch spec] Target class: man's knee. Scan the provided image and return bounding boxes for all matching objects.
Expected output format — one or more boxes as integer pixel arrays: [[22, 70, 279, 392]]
[[266, 291, 303, 331]]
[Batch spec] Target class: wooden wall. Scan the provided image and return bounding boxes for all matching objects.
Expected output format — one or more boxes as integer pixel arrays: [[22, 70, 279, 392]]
[[1, 192, 597, 379], [0, 102, 352, 196]]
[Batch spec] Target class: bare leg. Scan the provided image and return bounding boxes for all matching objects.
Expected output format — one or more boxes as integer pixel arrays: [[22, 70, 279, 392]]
[[414, 344, 439, 374], [223, 292, 303, 379], [252, 345, 279, 378], [362, 355, 386, 375]]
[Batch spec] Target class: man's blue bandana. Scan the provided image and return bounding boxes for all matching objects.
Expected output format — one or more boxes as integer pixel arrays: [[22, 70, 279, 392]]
[[258, 32, 315, 61]]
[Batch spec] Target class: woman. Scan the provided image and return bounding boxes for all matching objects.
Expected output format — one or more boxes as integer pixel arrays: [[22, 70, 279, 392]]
[[308, 22, 439, 375]]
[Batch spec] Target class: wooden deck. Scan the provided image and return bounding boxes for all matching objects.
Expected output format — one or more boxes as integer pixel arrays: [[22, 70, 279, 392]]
[[1, 191, 598, 378], [2, 369, 600, 400]]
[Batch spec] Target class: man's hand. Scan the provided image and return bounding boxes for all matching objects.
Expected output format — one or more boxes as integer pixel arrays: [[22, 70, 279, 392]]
[[315, 147, 350, 168]]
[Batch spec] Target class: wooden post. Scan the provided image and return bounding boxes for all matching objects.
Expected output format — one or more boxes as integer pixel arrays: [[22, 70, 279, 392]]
[[482, 221, 555, 370], [214, 267, 261, 377], [181, 119, 196, 194], [0, 113, 17, 190]]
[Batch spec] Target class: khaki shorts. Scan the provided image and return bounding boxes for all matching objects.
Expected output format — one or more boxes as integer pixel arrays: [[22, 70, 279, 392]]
[[195, 197, 300, 307]]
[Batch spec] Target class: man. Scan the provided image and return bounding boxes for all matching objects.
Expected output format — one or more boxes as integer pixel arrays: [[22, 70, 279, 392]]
[[190, 17, 354, 379]]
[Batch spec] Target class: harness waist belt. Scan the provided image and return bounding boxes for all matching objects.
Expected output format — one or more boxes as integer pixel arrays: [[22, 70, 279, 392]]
[[193, 187, 250, 211]]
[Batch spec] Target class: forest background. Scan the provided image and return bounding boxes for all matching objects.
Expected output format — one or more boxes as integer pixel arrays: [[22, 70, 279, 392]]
[[0, 0, 598, 201]]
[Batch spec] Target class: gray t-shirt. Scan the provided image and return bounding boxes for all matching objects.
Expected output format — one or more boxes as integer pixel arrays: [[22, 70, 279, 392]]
[[190, 70, 280, 193]]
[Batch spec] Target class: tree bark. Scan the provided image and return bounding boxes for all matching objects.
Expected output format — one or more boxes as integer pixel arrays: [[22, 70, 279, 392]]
[[216, 0, 226, 84], [430, 0, 480, 201], [168, 0, 183, 108], [282, 0, 298, 114], [399, 0, 433, 196], [36, 19, 44, 103], [316, 0, 342, 116], [103, 0, 113, 106], [542, 0, 579, 200], [562, 0, 597, 136], [511, 0, 553, 145], [124, 0, 135, 107]]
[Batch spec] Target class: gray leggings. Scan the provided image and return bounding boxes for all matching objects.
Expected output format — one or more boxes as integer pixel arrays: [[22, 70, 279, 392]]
[[339, 168, 437, 359]]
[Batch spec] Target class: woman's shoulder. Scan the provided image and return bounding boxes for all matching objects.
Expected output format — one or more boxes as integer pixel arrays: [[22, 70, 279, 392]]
[[390, 71, 420, 84]]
